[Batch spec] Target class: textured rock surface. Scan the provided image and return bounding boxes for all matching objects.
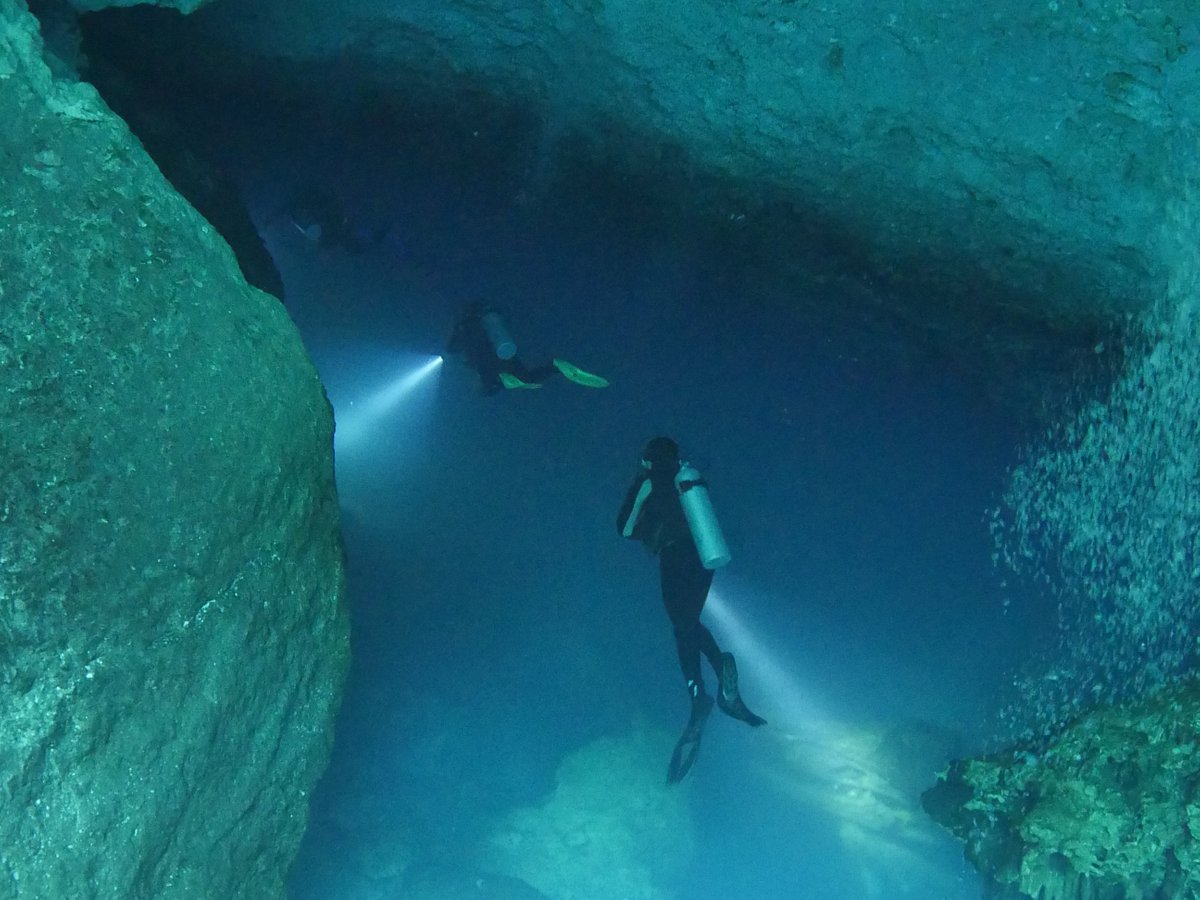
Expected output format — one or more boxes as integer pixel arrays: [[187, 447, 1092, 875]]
[[0, 1, 349, 897], [923, 678, 1200, 900], [483, 728, 692, 900], [161, 0, 1197, 332]]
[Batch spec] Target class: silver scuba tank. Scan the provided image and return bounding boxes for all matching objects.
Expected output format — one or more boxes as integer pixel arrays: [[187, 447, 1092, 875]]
[[675, 462, 731, 569], [480, 310, 517, 360]]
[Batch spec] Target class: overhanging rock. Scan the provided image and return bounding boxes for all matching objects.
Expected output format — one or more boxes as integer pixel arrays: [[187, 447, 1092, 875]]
[[171, 0, 1198, 332]]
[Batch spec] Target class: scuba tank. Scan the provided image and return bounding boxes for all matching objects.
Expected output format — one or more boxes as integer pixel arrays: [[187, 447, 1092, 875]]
[[675, 462, 731, 569], [479, 309, 517, 360]]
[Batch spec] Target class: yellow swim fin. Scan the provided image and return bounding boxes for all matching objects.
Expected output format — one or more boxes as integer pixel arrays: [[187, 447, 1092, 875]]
[[499, 372, 542, 390], [553, 358, 609, 388]]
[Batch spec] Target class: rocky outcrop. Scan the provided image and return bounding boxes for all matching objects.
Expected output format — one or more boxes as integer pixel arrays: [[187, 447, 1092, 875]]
[[0, 1, 349, 897], [483, 728, 692, 900], [923, 678, 1200, 899]]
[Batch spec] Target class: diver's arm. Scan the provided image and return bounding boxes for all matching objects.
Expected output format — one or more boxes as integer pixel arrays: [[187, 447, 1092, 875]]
[[618, 474, 653, 538]]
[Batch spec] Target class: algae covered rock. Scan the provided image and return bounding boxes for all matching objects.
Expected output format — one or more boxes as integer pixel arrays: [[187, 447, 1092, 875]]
[[483, 728, 692, 900], [0, 1, 349, 897], [923, 679, 1200, 899]]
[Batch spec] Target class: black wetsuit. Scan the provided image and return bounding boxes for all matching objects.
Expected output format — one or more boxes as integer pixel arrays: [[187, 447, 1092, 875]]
[[446, 307, 554, 394], [618, 469, 724, 693]]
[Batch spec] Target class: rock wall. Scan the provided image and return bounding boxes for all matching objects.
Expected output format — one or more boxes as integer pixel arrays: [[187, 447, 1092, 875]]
[[169, 0, 1197, 332], [923, 678, 1200, 899], [0, 1, 349, 897]]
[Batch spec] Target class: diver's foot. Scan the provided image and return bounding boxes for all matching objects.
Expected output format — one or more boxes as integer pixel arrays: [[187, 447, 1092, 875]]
[[718, 652, 740, 703], [552, 358, 609, 388], [667, 694, 714, 784], [718, 653, 767, 727], [666, 733, 701, 784], [686, 691, 714, 735]]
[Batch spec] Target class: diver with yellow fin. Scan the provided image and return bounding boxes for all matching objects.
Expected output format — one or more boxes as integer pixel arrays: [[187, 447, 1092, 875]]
[[617, 437, 766, 784], [446, 302, 609, 394]]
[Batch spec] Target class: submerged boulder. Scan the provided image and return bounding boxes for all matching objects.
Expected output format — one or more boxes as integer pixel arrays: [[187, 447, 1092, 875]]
[[0, 1, 349, 897], [483, 727, 692, 900], [923, 679, 1200, 899]]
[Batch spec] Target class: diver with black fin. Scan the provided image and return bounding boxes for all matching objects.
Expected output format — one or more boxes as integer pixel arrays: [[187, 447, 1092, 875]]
[[446, 302, 609, 395], [617, 437, 766, 785]]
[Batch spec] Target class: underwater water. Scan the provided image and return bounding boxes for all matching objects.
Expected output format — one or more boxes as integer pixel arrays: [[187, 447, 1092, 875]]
[[208, 104, 1047, 899]]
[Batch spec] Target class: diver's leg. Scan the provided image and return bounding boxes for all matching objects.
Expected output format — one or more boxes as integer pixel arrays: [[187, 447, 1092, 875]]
[[695, 623, 724, 679], [669, 544, 766, 728], [661, 545, 725, 781], [716, 652, 766, 727], [476, 355, 506, 393], [660, 544, 709, 692], [498, 358, 552, 388], [523, 361, 557, 384], [672, 625, 704, 692]]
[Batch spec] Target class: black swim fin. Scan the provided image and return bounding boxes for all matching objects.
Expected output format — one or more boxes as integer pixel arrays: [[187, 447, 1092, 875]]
[[666, 693, 714, 784], [717, 653, 767, 727]]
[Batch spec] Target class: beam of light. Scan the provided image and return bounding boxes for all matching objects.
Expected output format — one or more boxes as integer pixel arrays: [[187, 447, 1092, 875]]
[[706, 587, 837, 736], [706, 586, 971, 896], [332, 354, 442, 456]]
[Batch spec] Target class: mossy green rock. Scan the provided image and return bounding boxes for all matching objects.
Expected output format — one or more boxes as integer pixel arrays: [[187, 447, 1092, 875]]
[[924, 680, 1200, 899], [0, 2, 349, 897]]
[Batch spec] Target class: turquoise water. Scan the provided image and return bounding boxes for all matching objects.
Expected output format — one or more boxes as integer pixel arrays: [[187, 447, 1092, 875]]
[[199, 105, 1038, 899]]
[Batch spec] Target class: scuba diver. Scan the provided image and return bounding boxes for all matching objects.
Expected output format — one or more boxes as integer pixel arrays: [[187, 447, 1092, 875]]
[[617, 436, 766, 784], [445, 302, 609, 395], [273, 189, 388, 253]]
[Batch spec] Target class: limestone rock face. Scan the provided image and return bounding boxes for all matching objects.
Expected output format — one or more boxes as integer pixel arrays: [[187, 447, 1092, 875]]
[[176, 0, 1197, 329], [0, 2, 349, 897], [923, 679, 1200, 899]]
